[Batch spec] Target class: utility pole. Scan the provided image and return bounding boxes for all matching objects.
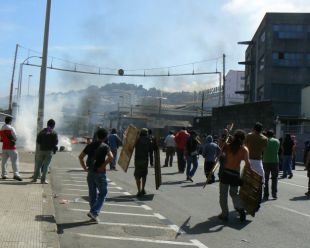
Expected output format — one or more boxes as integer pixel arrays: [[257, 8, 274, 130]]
[[201, 91, 204, 117], [222, 53, 226, 106], [37, 0, 51, 133], [218, 72, 222, 106], [27, 75, 33, 96], [8, 44, 19, 115]]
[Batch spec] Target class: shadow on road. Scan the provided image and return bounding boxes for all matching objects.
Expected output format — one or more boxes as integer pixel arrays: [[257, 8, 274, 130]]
[[35, 214, 56, 223], [162, 180, 187, 186], [57, 220, 95, 234], [181, 182, 205, 188], [66, 169, 85, 173], [179, 214, 251, 235], [161, 172, 181, 176], [290, 195, 310, 201], [0, 181, 30, 185]]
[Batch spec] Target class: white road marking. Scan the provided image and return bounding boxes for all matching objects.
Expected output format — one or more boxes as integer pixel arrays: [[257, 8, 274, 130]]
[[62, 180, 85, 183], [141, 204, 152, 210], [70, 208, 164, 218], [153, 213, 166, 220], [77, 233, 207, 247], [65, 189, 128, 194], [190, 239, 209, 248], [74, 220, 176, 230], [274, 205, 310, 218], [63, 184, 122, 190], [169, 224, 186, 234], [63, 184, 87, 187], [69, 198, 152, 210], [290, 173, 307, 178], [279, 181, 308, 188]]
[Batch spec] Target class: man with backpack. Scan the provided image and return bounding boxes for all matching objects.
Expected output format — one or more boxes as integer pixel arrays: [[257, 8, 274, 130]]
[[78, 128, 113, 223]]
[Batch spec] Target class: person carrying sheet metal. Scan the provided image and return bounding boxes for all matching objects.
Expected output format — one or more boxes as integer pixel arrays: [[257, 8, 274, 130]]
[[218, 130, 250, 222]]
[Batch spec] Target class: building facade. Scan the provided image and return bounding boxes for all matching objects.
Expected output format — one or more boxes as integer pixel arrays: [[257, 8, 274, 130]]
[[241, 13, 310, 116], [225, 70, 245, 105]]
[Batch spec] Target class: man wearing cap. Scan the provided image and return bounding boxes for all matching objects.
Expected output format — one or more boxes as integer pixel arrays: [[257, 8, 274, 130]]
[[32, 119, 58, 184], [0, 116, 22, 181]]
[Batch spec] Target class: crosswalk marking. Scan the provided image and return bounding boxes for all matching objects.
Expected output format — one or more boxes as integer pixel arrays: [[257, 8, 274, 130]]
[[76, 233, 208, 247], [70, 208, 163, 218]]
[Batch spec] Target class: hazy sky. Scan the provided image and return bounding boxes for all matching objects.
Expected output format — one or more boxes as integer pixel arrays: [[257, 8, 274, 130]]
[[1, 0, 310, 98]]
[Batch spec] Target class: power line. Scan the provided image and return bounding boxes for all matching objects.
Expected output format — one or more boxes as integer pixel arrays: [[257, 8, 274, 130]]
[[25, 63, 221, 77], [18, 44, 222, 74]]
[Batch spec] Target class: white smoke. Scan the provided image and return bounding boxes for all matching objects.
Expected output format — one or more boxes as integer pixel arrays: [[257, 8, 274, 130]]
[[14, 92, 79, 152]]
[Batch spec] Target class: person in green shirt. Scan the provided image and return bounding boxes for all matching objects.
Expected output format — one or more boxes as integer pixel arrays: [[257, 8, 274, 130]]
[[263, 130, 280, 200]]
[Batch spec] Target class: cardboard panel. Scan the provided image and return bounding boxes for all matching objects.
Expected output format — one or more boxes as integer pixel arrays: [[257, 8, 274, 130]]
[[154, 137, 162, 190], [240, 166, 262, 217], [118, 125, 140, 172]]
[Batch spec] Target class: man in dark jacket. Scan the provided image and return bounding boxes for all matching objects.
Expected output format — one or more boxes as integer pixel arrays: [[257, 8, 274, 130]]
[[185, 131, 200, 182], [32, 119, 58, 184], [134, 128, 152, 197]]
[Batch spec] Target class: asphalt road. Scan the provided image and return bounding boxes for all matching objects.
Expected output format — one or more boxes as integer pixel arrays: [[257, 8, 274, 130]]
[[50, 144, 310, 248]]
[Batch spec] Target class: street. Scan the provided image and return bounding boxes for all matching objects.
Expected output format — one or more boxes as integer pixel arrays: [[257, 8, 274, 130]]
[[50, 144, 310, 248]]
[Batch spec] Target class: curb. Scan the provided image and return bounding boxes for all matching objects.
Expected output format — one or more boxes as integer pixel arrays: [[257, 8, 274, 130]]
[[42, 183, 60, 248]]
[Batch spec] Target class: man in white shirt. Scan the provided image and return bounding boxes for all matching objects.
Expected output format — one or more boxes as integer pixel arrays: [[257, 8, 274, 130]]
[[163, 131, 176, 167]]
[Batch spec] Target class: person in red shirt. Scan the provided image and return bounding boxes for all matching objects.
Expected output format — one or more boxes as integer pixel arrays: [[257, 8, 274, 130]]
[[174, 127, 190, 173], [0, 116, 22, 181]]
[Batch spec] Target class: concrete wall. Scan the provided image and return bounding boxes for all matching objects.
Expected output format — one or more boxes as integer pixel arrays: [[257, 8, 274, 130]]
[[211, 101, 275, 135], [301, 86, 310, 118]]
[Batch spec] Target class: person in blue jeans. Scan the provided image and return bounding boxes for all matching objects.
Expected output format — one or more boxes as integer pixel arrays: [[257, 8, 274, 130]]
[[32, 119, 58, 184], [108, 128, 122, 170], [281, 134, 295, 179], [185, 131, 200, 182], [79, 128, 113, 223]]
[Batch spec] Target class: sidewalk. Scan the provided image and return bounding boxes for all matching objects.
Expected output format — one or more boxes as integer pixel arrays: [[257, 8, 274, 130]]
[[0, 150, 59, 248]]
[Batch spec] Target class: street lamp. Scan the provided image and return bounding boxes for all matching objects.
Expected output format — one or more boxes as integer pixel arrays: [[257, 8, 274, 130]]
[[27, 75, 33, 96], [16, 56, 42, 102]]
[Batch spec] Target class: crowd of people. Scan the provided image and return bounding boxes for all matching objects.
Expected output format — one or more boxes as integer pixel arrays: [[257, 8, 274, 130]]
[[1, 118, 309, 224]]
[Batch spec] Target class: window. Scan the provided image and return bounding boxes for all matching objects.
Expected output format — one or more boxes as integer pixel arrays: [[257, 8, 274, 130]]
[[259, 56, 265, 71], [273, 24, 304, 39], [260, 31, 266, 42], [307, 54, 310, 66], [272, 52, 303, 67]]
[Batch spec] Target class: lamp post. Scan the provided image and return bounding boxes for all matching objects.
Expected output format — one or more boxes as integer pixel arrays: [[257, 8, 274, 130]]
[[27, 75, 33, 96], [16, 56, 42, 102]]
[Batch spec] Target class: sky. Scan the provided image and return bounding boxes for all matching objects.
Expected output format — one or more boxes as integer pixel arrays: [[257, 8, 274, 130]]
[[1, 0, 310, 99]]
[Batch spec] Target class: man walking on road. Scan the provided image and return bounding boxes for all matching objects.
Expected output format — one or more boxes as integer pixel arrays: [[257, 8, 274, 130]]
[[32, 119, 58, 184], [202, 135, 221, 184], [108, 128, 122, 170], [263, 130, 280, 200], [79, 128, 113, 223], [175, 127, 189, 173], [218, 130, 249, 222], [134, 128, 152, 197], [0, 116, 22, 181], [185, 131, 200, 182], [245, 122, 267, 182], [163, 130, 176, 167]]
